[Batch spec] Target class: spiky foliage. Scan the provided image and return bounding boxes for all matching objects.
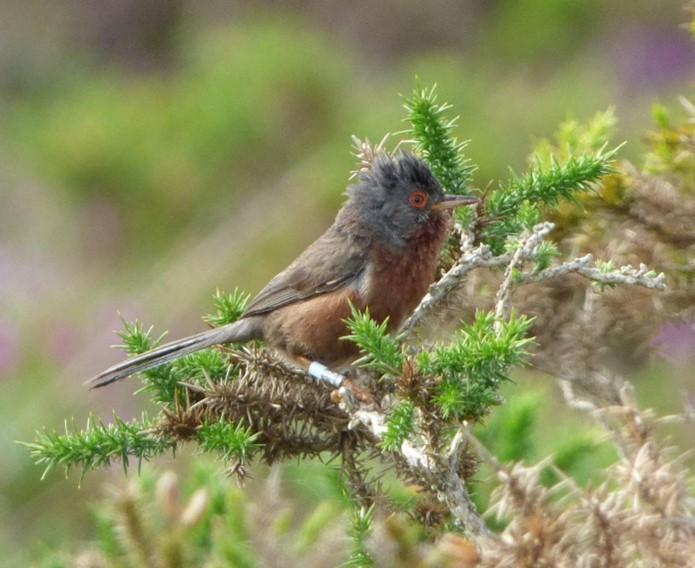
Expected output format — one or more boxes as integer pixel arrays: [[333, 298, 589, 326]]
[[534, 107, 618, 167], [51, 464, 353, 567], [204, 288, 251, 327], [465, 382, 695, 568], [343, 304, 403, 375], [380, 402, 415, 452], [403, 84, 476, 195], [402, 85, 619, 254], [25, 83, 689, 562], [197, 420, 260, 462], [419, 312, 534, 421], [644, 99, 695, 183], [115, 289, 250, 405], [23, 414, 174, 480], [344, 506, 375, 568], [532, 241, 561, 273], [174, 348, 228, 382], [482, 150, 618, 253], [116, 319, 180, 404]]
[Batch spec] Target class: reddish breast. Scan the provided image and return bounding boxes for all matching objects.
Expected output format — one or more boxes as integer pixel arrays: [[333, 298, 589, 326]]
[[363, 213, 449, 330], [262, 212, 450, 367]]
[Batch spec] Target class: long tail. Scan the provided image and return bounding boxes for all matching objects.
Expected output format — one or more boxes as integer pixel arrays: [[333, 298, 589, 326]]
[[88, 318, 260, 389]]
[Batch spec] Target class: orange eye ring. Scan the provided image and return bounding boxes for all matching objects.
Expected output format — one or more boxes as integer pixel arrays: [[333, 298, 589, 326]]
[[408, 191, 428, 209]]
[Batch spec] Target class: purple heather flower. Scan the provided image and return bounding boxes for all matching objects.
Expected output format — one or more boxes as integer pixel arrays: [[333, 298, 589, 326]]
[[652, 320, 695, 363], [613, 26, 695, 90]]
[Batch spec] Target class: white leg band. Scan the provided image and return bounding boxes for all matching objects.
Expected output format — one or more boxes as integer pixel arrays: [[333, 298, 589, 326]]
[[307, 361, 345, 387]]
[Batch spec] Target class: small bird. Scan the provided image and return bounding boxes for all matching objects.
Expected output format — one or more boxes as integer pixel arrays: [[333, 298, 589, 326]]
[[90, 152, 476, 388]]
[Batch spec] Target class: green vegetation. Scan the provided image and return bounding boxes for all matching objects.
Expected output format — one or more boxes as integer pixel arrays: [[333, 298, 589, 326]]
[[403, 85, 477, 195], [25, 84, 613, 486], [25, 80, 675, 567], [3, 3, 693, 565]]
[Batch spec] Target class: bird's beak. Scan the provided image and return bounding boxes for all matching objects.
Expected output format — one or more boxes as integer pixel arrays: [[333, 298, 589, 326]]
[[432, 194, 478, 211]]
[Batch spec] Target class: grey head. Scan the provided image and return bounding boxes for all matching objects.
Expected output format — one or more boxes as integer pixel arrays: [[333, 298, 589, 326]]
[[344, 152, 475, 248]]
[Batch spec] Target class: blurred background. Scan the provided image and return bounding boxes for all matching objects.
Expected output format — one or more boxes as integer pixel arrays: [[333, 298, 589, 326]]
[[1, 0, 693, 564]]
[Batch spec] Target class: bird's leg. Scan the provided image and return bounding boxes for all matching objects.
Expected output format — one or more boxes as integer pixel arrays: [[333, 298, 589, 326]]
[[307, 361, 346, 387], [293, 356, 372, 404], [291, 355, 346, 387]]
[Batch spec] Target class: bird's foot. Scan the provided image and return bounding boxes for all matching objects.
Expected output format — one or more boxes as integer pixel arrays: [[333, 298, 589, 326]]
[[331, 378, 373, 406]]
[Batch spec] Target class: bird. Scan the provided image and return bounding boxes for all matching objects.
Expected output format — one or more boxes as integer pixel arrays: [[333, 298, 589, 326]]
[[89, 152, 476, 389]]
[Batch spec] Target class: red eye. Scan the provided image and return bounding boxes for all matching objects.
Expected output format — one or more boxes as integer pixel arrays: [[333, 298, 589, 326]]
[[408, 191, 428, 209]]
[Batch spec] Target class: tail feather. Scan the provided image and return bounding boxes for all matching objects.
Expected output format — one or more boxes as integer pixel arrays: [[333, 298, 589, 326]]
[[88, 319, 259, 389]]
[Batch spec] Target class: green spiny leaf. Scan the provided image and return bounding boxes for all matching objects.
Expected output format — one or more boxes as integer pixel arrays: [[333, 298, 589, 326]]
[[380, 402, 415, 451], [204, 288, 251, 327], [426, 311, 534, 421], [343, 304, 403, 376], [343, 506, 375, 568], [22, 414, 174, 480], [483, 148, 619, 253], [403, 84, 476, 195], [533, 241, 561, 273], [117, 317, 180, 404], [197, 420, 259, 463]]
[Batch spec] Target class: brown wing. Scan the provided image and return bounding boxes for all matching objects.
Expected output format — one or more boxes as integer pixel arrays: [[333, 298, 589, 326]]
[[242, 223, 370, 318]]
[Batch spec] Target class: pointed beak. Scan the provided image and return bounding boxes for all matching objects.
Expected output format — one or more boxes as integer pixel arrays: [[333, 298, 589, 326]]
[[432, 194, 478, 211]]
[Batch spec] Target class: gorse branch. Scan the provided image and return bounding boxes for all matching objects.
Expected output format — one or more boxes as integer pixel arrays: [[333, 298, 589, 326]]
[[24, 413, 260, 482], [343, 304, 403, 376], [505, 151, 616, 207], [403, 84, 476, 195], [197, 420, 260, 462], [117, 319, 180, 404], [533, 107, 618, 166], [483, 148, 620, 252], [25, 82, 682, 559], [380, 401, 415, 452], [204, 288, 250, 327], [344, 506, 375, 568], [23, 414, 174, 480], [118, 289, 249, 404], [402, 85, 619, 255], [173, 349, 227, 382], [419, 311, 534, 421]]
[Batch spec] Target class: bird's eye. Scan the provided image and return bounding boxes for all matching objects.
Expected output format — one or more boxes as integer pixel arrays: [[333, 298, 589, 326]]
[[408, 191, 428, 209]]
